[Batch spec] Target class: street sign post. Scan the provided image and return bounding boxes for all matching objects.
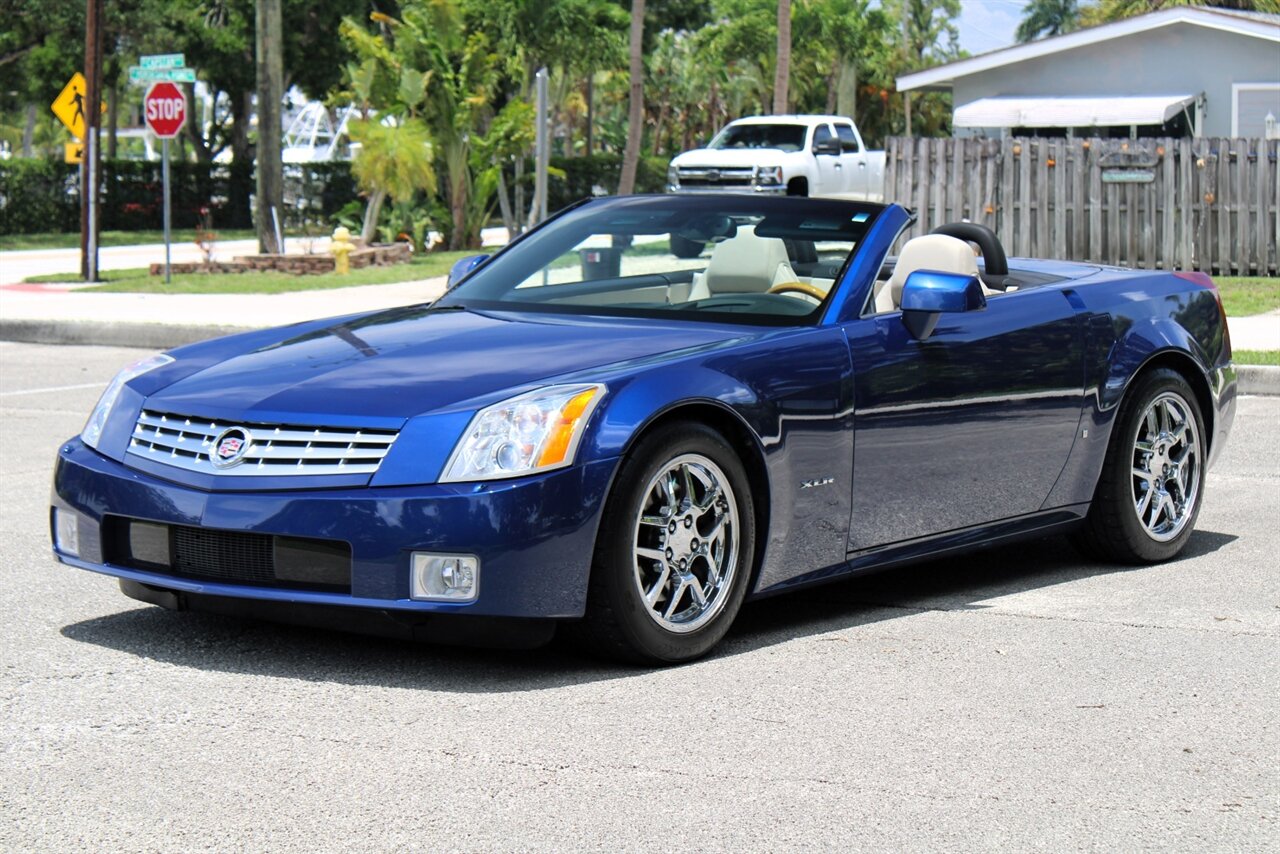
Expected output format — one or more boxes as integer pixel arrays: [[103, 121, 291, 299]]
[[129, 53, 194, 85], [145, 82, 187, 284], [140, 53, 185, 69], [51, 71, 106, 281], [128, 67, 196, 84]]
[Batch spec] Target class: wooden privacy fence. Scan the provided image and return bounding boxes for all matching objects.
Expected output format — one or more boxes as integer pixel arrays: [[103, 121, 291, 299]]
[[883, 136, 1279, 275]]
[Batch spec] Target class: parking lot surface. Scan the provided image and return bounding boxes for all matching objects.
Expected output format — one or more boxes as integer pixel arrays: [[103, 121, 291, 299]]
[[2, 342, 1276, 851]]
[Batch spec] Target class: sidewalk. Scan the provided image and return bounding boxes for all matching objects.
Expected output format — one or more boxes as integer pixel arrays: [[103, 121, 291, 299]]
[[1, 249, 1276, 393]]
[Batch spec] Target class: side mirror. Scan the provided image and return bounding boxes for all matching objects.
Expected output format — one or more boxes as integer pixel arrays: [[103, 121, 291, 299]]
[[899, 270, 986, 340], [447, 254, 489, 288], [812, 138, 841, 156]]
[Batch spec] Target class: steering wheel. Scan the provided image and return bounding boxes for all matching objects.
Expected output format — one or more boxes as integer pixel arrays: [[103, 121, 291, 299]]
[[768, 281, 827, 302]]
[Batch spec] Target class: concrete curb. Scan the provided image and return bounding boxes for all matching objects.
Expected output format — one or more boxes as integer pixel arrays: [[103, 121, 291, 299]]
[[1236, 365, 1280, 396], [2, 318, 1278, 395], [0, 319, 247, 350]]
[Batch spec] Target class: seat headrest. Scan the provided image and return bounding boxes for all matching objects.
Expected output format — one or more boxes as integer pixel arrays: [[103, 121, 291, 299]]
[[886, 234, 980, 306], [703, 225, 793, 294]]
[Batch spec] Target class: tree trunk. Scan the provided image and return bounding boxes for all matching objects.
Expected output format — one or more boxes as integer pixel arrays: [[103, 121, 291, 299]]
[[836, 59, 858, 119], [22, 103, 35, 157], [617, 0, 645, 195], [584, 76, 594, 156], [496, 168, 518, 240], [231, 90, 252, 164], [772, 0, 791, 115], [107, 83, 118, 160], [514, 157, 525, 233], [361, 188, 386, 245], [255, 0, 285, 254], [184, 82, 211, 162], [653, 101, 668, 157]]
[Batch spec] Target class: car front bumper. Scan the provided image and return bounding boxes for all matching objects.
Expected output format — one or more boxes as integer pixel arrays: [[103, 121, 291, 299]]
[[51, 437, 617, 624]]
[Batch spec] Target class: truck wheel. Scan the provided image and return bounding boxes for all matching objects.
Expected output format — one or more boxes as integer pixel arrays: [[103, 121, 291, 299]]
[[787, 177, 808, 197]]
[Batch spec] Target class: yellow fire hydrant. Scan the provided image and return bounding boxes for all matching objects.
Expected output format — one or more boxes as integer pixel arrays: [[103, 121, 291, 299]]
[[330, 226, 356, 274]]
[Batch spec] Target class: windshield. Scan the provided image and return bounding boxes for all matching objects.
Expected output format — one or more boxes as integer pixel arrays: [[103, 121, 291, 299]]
[[708, 123, 807, 153], [439, 195, 882, 326]]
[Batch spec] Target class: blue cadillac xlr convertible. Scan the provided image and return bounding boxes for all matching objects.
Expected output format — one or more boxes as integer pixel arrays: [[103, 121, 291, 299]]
[[51, 195, 1236, 663]]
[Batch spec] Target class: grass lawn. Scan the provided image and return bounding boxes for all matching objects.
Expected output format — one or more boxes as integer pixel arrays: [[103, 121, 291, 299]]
[[23, 249, 482, 294], [1216, 277, 1280, 317], [0, 229, 258, 251], [1234, 350, 1280, 366]]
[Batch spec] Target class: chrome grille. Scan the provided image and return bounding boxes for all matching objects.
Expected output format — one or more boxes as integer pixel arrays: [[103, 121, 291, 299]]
[[676, 167, 755, 187], [128, 409, 398, 477]]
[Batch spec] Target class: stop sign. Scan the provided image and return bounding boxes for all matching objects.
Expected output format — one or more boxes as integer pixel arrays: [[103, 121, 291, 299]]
[[144, 82, 186, 139]]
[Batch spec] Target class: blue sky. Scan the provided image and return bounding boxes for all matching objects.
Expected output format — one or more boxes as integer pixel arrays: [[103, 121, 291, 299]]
[[956, 0, 1024, 55]]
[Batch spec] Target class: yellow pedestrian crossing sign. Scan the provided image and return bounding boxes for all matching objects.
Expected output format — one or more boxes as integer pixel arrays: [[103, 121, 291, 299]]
[[51, 73, 103, 140], [64, 142, 84, 164]]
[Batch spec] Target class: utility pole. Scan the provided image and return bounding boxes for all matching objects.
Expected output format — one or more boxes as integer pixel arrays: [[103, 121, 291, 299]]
[[81, 0, 104, 281], [255, 0, 284, 254]]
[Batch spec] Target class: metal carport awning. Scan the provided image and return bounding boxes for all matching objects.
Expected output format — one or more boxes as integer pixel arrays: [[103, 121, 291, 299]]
[[954, 94, 1200, 128]]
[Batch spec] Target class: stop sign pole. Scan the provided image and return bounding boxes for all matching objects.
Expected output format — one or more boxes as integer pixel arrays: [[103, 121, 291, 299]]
[[144, 82, 187, 283]]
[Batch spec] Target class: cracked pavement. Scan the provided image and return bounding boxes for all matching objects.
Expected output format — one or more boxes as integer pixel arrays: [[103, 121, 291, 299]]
[[1, 342, 1276, 851]]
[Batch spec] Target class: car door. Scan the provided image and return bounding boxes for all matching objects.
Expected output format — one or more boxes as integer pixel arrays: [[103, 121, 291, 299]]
[[843, 289, 1084, 551], [833, 123, 867, 198], [810, 124, 845, 196]]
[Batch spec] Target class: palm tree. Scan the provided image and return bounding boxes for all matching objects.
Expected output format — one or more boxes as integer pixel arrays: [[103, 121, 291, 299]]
[[618, 0, 645, 195], [348, 119, 437, 245], [773, 0, 792, 114], [1016, 0, 1079, 43]]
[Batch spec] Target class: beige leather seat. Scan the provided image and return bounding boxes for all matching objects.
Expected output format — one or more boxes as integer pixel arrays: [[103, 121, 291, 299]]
[[688, 226, 798, 301], [873, 234, 980, 313]]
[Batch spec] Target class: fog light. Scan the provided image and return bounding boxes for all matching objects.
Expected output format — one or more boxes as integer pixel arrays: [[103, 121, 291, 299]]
[[411, 553, 479, 602], [53, 509, 79, 557]]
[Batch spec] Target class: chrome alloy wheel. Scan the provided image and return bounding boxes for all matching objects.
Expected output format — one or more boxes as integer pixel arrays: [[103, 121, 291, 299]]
[[632, 453, 740, 633], [1131, 391, 1201, 543]]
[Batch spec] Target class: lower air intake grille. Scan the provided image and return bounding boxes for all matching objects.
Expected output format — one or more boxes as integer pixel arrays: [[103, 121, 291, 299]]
[[103, 517, 352, 592], [172, 527, 275, 585]]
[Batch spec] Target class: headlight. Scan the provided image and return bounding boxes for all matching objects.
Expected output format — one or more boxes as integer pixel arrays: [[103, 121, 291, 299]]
[[440, 384, 605, 482], [81, 353, 173, 449], [754, 166, 783, 186], [666, 164, 679, 187]]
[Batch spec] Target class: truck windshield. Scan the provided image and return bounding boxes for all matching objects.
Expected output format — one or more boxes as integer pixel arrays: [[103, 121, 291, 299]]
[[708, 124, 807, 153]]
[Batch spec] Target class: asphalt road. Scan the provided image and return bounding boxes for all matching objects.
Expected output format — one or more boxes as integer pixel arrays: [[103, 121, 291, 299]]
[[2, 342, 1276, 852]]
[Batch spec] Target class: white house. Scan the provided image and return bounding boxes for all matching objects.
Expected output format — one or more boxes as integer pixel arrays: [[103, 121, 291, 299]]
[[898, 6, 1280, 138]]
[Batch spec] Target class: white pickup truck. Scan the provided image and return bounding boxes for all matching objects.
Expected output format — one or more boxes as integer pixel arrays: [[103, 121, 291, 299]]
[[666, 114, 886, 202]]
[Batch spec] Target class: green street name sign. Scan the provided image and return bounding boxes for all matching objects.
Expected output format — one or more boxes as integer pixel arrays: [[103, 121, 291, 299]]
[[140, 54, 186, 70], [129, 67, 196, 84]]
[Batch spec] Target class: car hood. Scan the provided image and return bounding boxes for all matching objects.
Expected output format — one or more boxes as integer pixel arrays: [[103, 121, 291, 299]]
[[145, 306, 755, 424], [673, 148, 796, 167]]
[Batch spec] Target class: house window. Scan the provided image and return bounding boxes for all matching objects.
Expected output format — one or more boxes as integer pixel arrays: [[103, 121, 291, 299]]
[[1232, 83, 1280, 137]]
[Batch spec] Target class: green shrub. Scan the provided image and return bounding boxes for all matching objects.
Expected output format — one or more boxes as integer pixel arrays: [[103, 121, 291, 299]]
[[544, 153, 670, 212], [0, 159, 80, 234], [0, 158, 357, 236]]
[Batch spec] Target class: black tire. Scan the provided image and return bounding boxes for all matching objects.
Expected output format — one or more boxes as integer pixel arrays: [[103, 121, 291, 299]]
[[669, 233, 705, 259], [786, 177, 808, 197], [1072, 368, 1206, 564], [573, 421, 756, 665]]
